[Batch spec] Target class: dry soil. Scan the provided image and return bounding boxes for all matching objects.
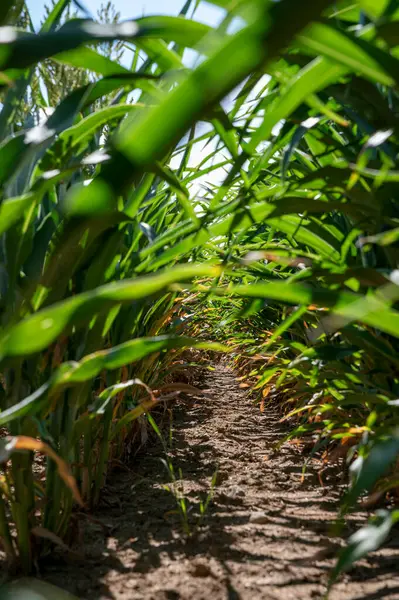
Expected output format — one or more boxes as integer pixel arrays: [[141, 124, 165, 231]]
[[42, 363, 399, 599]]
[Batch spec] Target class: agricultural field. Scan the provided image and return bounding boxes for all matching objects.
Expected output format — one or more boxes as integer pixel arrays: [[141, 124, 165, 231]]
[[1, 0, 399, 598]]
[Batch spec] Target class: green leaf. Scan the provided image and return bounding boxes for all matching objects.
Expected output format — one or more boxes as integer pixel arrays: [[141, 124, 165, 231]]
[[39, 104, 142, 172], [330, 510, 399, 587], [0, 578, 79, 600], [358, 0, 391, 20], [344, 435, 399, 510], [54, 45, 131, 76], [99, 0, 336, 193], [0, 264, 221, 361], [248, 57, 348, 161], [40, 0, 72, 32], [134, 15, 211, 47], [0, 20, 140, 71], [0, 193, 36, 236], [298, 23, 399, 87], [0, 1, 14, 25], [143, 199, 343, 270], [0, 336, 227, 426], [0, 16, 212, 73]]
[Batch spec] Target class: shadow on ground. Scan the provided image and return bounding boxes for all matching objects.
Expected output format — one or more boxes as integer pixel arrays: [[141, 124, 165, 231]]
[[41, 364, 399, 600]]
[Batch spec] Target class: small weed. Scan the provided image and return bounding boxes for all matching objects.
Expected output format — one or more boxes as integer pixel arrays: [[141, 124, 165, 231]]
[[147, 413, 217, 536]]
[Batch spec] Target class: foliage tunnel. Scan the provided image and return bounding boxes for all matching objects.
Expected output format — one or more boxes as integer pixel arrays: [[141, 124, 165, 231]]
[[0, 0, 399, 587]]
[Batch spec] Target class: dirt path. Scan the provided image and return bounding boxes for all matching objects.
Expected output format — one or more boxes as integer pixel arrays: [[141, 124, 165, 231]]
[[44, 363, 399, 600]]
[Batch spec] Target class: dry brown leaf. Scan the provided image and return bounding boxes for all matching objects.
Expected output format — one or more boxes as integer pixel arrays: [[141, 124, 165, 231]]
[[31, 526, 70, 551], [12, 436, 84, 507]]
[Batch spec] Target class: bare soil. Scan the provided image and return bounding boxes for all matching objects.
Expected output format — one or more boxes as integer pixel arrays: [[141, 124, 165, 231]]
[[42, 363, 399, 599]]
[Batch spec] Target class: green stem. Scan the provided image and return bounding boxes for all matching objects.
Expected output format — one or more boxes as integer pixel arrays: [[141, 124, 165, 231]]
[[43, 400, 63, 532], [83, 426, 93, 502], [0, 491, 16, 563], [92, 407, 113, 507], [11, 453, 33, 573]]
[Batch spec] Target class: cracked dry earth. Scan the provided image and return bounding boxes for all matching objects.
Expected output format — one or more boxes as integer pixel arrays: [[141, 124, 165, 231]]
[[44, 363, 399, 600]]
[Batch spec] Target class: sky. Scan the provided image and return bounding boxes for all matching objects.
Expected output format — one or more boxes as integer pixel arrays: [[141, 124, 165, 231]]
[[25, 0, 224, 28], [22, 0, 246, 199]]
